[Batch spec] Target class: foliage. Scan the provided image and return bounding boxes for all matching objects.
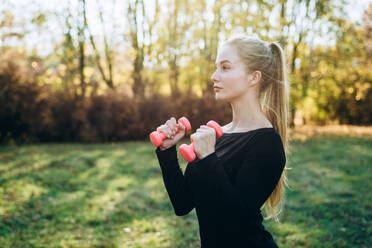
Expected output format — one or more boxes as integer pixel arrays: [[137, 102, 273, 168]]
[[0, 0, 371, 143]]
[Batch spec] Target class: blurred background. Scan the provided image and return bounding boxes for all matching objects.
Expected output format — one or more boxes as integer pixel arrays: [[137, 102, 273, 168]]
[[1, 0, 371, 143], [0, 0, 371, 247]]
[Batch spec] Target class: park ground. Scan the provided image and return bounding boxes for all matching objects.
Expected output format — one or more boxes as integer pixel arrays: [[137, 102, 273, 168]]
[[0, 125, 371, 247]]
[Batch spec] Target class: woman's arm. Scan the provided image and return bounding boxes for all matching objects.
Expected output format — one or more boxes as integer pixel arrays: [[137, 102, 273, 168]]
[[189, 131, 286, 221], [155, 145, 195, 216]]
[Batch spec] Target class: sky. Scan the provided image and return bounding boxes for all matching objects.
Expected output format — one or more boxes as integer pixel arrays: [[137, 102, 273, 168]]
[[1, 0, 371, 56], [347, 0, 371, 22]]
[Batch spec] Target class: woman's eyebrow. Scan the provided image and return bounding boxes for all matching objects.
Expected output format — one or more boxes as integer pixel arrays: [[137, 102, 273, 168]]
[[215, 60, 232, 66]]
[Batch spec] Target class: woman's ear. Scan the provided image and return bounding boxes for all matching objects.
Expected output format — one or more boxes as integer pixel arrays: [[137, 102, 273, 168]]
[[247, 71, 261, 87]]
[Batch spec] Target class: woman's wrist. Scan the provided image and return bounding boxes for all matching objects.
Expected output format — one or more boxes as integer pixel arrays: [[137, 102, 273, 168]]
[[159, 146, 167, 151], [159, 144, 175, 151]]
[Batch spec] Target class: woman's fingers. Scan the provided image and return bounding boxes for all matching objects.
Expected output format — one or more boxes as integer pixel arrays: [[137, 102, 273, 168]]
[[157, 117, 187, 141], [157, 124, 173, 138], [166, 117, 178, 136]]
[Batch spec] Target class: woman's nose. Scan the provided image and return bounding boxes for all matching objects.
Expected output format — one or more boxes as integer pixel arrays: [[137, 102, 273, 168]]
[[211, 71, 219, 82]]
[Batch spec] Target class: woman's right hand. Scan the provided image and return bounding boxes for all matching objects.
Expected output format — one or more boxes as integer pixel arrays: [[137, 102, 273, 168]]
[[156, 117, 187, 150]]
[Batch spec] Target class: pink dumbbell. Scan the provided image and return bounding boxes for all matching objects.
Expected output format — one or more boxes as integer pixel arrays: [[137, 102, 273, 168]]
[[179, 120, 223, 162], [149, 116, 192, 147]]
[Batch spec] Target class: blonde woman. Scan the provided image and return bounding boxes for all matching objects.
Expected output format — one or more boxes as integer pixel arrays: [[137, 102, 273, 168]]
[[155, 34, 290, 248]]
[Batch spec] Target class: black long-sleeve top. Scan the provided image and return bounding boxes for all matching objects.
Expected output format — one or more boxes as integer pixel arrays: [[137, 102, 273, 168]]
[[155, 127, 286, 248]]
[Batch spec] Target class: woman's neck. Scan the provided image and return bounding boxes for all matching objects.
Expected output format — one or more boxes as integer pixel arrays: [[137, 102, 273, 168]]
[[227, 93, 272, 132]]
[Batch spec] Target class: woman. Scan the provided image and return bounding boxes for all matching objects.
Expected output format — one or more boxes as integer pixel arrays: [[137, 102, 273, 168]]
[[154, 34, 290, 248]]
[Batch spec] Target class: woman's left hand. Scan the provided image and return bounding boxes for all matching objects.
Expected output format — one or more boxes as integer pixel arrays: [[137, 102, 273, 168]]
[[190, 125, 216, 160]]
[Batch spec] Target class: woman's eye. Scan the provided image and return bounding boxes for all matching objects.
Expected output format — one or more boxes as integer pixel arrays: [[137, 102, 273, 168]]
[[215, 66, 229, 70]]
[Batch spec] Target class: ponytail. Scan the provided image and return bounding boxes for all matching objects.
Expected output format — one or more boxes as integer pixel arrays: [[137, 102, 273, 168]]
[[260, 41, 291, 222], [262, 41, 290, 152]]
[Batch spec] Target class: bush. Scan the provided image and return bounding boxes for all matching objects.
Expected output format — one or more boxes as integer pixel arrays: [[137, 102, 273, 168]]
[[0, 63, 231, 144]]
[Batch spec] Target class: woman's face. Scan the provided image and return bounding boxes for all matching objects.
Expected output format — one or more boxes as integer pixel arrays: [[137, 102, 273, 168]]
[[210, 44, 252, 102]]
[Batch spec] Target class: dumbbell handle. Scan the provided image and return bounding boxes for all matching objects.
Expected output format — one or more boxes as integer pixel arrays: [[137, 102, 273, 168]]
[[149, 116, 191, 147], [179, 120, 223, 162]]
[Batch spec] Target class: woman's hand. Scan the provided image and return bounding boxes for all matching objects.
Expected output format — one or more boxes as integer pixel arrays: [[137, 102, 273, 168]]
[[156, 117, 186, 150], [190, 125, 216, 159]]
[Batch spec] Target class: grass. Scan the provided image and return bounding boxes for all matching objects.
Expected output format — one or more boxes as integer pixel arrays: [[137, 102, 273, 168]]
[[0, 125, 371, 247]]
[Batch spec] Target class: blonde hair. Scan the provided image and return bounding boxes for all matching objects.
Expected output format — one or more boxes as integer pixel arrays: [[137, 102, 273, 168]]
[[224, 34, 291, 222]]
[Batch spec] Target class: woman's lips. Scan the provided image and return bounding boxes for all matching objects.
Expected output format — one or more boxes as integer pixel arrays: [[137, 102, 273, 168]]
[[213, 86, 222, 91]]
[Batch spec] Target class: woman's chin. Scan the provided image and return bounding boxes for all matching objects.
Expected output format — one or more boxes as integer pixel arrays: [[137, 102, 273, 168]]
[[215, 93, 228, 102]]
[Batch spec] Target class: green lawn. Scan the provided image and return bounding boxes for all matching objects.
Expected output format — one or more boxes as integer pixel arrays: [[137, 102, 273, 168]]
[[0, 132, 371, 247]]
